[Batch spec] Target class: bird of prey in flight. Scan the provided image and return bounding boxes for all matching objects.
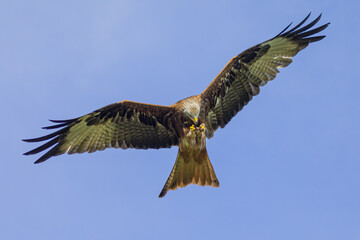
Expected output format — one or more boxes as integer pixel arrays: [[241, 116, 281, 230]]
[[24, 14, 329, 198]]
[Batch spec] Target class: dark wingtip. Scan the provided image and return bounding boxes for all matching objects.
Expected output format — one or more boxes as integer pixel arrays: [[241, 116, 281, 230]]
[[289, 13, 323, 37], [275, 22, 293, 37], [42, 122, 69, 130], [49, 118, 78, 123], [32, 145, 60, 164], [274, 13, 329, 43], [308, 35, 326, 42], [158, 188, 168, 198], [278, 13, 311, 37], [34, 159, 45, 164], [24, 118, 77, 164], [49, 119, 67, 123]]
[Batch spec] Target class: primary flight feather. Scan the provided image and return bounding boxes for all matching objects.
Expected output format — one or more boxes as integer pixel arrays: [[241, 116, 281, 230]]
[[24, 14, 329, 197]]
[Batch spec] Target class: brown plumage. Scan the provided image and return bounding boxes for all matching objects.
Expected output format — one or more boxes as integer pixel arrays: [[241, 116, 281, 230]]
[[23, 14, 329, 197]]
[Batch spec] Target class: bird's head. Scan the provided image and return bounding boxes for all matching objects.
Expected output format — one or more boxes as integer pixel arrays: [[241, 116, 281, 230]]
[[184, 104, 200, 126]]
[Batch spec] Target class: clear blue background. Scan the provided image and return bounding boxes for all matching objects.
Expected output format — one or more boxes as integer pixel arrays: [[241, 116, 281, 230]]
[[1, 1, 359, 239]]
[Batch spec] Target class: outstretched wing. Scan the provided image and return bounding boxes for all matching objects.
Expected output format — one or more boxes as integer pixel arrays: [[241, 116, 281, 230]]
[[23, 101, 180, 163], [201, 13, 329, 138]]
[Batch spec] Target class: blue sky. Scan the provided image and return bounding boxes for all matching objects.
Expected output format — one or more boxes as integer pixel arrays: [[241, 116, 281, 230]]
[[1, 1, 359, 239]]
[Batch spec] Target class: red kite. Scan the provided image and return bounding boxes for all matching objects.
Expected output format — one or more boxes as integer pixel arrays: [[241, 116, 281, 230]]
[[24, 14, 329, 197]]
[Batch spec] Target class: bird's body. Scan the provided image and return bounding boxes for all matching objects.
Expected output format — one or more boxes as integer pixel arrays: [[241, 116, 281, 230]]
[[160, 95, 220, 197], [24, 14, 329, 197]]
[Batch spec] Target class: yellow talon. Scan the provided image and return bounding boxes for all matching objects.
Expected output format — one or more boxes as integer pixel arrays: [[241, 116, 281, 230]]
[[190, 125, 195, 131], [194, 118, 198, 123], [201, 124, 205, 130]]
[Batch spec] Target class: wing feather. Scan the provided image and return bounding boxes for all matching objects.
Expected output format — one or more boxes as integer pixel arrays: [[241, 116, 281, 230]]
[[201, 14, 329, 138], [23, 101, 180, 163]]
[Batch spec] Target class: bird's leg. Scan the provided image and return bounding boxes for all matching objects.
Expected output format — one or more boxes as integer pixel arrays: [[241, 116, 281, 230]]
[[189, 123, 205, 133]]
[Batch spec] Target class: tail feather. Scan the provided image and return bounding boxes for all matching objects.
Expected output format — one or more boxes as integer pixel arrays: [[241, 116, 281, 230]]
[[159, 148, 219, 198]]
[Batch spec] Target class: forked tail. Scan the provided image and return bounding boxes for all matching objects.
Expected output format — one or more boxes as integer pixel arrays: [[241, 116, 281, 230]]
[[159, 147, 219, 198]]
